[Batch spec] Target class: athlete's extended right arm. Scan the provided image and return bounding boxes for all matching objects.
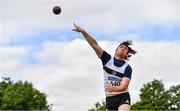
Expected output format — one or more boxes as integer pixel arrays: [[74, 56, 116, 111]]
[[73, 23, 103, 58]]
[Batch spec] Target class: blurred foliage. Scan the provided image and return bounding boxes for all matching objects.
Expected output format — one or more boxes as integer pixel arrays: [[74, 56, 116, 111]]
[[0, 77, 51, 110], [89, 79, 180, 110], [131, 79, 180, 110], [89, 100, 106, 111]]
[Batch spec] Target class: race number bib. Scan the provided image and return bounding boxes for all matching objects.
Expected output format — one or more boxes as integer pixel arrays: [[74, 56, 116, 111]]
[[108, 76, 121, 87]]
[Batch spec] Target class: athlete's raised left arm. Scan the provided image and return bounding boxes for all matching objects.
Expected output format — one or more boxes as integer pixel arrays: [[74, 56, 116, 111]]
[[107, 77, 130, 92]]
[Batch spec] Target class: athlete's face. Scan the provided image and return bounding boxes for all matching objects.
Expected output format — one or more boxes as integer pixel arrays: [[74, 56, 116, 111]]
[[115, 44, 128, 59]]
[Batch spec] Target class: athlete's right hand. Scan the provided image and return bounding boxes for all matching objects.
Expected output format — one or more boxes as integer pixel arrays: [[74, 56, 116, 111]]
[[73, 23, 85, 33]]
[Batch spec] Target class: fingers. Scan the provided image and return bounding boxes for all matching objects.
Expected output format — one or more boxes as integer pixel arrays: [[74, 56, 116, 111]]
[[72, 22, 80, 32], [73, 22, 79, 28], [107, 84, 112, 92], [73, 22, 76, 27], [72, 28, 80, 32], [73, 22, 81, 29], [72, 22, 84, 32], [73, 22, 78, 32]]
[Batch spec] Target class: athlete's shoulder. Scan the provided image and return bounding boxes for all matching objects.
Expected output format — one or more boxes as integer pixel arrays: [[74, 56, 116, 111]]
[[124, 63, 132, 79], [126, 64, 132, 72], [100, 50, 111, 66]]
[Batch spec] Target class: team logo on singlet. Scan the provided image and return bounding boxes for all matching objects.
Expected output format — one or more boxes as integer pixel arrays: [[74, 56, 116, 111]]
[[112, 70, 117, 76]]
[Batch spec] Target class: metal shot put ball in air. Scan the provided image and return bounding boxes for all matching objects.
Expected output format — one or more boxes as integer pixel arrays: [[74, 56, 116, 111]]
[[53, 6, 61, 15]]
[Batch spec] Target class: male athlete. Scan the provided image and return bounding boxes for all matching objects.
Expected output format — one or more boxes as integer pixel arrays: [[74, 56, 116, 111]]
[[73, 23, 136, 111]]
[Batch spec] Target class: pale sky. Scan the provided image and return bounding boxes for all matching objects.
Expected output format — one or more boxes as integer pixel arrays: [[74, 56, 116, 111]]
[[0, 0, 180, 110]]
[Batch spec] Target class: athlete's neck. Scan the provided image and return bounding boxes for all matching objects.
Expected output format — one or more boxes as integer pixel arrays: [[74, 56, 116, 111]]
[[115, 54, 125, 61]]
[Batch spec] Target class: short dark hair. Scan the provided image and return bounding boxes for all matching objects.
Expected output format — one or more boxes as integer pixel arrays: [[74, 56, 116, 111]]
[[117, 40, 137, 60]]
